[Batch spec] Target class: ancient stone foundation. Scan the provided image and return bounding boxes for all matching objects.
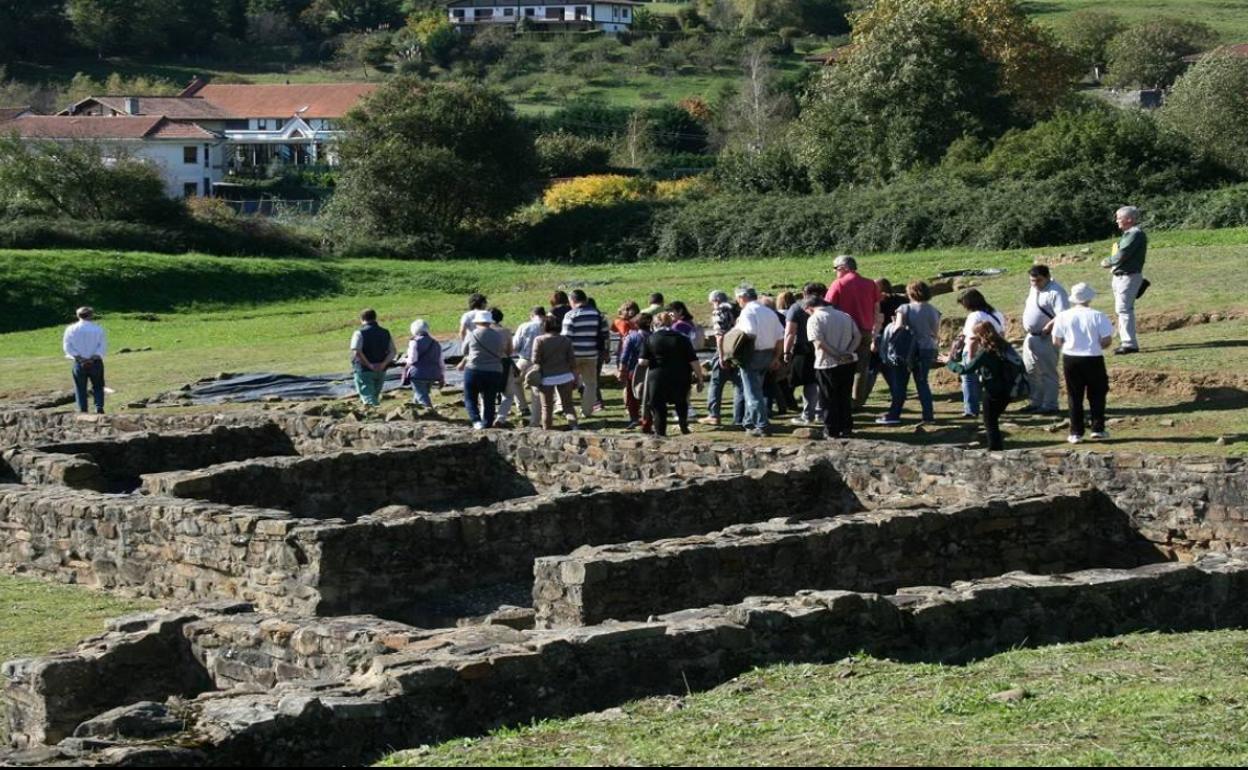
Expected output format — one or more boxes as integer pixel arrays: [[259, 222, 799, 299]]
[[0, 408, 1246, 767]]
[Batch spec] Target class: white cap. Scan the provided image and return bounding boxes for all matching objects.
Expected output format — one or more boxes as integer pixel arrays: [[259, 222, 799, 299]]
[[472, 310, 494, 324], [1070, 282, 1096, 304]]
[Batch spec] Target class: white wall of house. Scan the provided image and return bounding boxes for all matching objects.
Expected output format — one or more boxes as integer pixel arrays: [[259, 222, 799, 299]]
[[126, 141, 226, 198], [450, 4, 626, 25]]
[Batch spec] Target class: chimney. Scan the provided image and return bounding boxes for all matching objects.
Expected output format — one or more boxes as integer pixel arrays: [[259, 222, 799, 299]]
[[124, 97, 139, 115], [179, 76, 208, 98]]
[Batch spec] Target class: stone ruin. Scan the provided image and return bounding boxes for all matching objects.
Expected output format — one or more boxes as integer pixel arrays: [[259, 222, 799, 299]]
[[0, 408, 1245, 766]]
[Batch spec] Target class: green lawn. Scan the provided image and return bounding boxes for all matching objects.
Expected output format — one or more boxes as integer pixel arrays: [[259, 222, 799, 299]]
[[381, 629, 1248, 766], [0, 575, 154, 664], [0, 227, 1245, 454], [1026, 0, 1248, 40]]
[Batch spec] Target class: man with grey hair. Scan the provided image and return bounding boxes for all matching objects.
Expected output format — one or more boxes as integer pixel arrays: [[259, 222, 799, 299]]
[[1101, 205, 1148, 354], [700, 289, 743, 427], [733, 283, 784, 437], [63, 306, 107, 414]]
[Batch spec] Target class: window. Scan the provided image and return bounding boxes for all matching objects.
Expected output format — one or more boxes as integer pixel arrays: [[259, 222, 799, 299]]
[[575, 5, 587, 18], [183, 146, 197, 164], [545, 6, 562, 18], [203, 144, 210, 168], [474, 8, 492, 17], [258, 119, 268, 130], [504, 7, 514, 15], [183, 182, 199, 198], [622, 7, 629, 18], [525, 7, 535, 15], [453, 8, 464, 16]]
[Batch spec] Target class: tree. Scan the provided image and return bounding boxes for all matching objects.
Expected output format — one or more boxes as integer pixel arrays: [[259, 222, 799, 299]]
[[339, 30, 393, 76], [1161, 49, 1248, 177], [796, 0, 1007, 187], [1056, 10, 1124, 82], [718, 45, 791, 153], [0, 136, 183, 223], [67, 0, 129, 58], [0, 0, 70, 65], [852, 0, 1080, 117], [1106, 18, 1217, 89], [324, 79, 538, 239]]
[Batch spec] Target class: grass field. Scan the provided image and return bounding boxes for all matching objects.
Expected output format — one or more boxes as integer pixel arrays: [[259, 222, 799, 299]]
[[381, 629, 1248, 766], [0, 226, 1245, 455], [1026, 0, 1248, 40]]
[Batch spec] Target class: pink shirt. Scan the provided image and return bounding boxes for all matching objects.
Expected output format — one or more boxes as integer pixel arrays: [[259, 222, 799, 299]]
[[824, 273, 882, 332]]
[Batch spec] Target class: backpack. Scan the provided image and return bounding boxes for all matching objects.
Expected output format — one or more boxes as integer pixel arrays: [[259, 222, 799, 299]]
[[1000, 345, 1030, 403], [881, 319, 917, 371], [722, 328, 755, 368]]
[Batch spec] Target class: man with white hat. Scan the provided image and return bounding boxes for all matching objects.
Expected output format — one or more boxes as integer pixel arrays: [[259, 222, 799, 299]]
[[1051, 282, 1114, 445], [63, 306, 107, 414]]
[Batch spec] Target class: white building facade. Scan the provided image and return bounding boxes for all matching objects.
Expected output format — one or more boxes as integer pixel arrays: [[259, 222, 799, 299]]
[[447, 0, 639, 33]]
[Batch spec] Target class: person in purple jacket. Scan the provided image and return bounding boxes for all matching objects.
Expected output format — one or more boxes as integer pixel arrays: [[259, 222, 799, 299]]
[[403, 319, 444, 412]]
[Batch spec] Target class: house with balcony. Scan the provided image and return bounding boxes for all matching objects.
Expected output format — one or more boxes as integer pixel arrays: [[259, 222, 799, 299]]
[[447, 0, 640, 33], [59, 80, 377, 183], [2, 114, 226, 198]]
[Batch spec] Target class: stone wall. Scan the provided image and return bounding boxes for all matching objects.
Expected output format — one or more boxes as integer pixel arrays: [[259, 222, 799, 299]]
[[6, 551, 1248, 766], [0, 485, 327, 613], [29, 424, 296, 491], [307, 456, 859, 623], [141, 440, 539, 520], [532, 491, 1161, 627]]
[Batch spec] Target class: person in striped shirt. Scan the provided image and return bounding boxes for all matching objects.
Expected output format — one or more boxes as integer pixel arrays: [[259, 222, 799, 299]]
[[561, 289, 608, 419]]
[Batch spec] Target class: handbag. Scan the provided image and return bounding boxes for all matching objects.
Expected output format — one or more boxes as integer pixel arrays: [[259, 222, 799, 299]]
[[522, 362, 542, 389]]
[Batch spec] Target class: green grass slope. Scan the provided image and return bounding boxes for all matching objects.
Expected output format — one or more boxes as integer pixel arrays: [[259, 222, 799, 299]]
[[382, 629, 1248, 766]]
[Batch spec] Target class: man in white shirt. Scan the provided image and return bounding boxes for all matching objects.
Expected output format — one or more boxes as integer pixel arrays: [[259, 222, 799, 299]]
[[734, 284, 784, 437], [1020, 265, 1069, 415], [62, 306, 108, 414], [1051, 282, 1115, 445]]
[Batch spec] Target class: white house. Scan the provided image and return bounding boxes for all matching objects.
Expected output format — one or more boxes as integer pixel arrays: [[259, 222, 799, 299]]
[[59, 81, 378, 180], [3, 114, 226, 199], [447, 0, 641, 33]]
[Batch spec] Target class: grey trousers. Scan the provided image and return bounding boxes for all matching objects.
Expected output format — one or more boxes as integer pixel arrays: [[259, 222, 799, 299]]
[[1112, 272, 1144, 349], [1022, 333, 1059, 411]]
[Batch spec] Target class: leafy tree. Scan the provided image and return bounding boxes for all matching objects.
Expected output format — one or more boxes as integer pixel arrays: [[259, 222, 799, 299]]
[[630, 6, 664, 32], [852, 0, 1080, 117], [1105, 18, 1217, 89], [339, 30, 393, 76], [1056, 10, 1124, 82], [302, 0, 404, 32], [0, 136, 184, 223], [796, 0, 1007, 187], [983, 101, 1226, 195], [67, 0, 128, 58], [324, 79, 538, 239], [1161, 49, 1248, 177]]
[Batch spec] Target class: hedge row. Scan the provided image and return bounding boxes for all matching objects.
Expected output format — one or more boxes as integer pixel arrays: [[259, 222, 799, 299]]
[[0, 218, 318, 258], [499, 176, 1248, 263]]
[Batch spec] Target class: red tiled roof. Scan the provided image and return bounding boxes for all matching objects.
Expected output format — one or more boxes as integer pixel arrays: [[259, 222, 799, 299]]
[[147, 120, 221, 139], [5, 115, 220, 140], [187, 83, 378, 119], [65, 96, 230, 120]]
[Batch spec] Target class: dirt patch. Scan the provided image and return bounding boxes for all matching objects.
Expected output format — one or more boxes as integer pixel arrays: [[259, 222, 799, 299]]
[[1109, 368, 1248, 401]]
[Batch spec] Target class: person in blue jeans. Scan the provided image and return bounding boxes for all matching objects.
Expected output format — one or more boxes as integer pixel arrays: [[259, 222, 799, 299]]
[[879, 281, 942, 425], [63, 306, 108, 414], [733, 284, 784, 437], [458, 310, 510, 430], [956, 288, 1005, 417]]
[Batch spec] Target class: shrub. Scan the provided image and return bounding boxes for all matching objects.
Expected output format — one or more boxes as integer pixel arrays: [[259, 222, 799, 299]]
[[514, 199, 666, 262], [0, 217, 316, 257], [1105, 18, 1217, 89], [323, 79, 538, 242], [714, 146, 811, 194], [535, 131, 613, 178], [543, 174, 654, 212]]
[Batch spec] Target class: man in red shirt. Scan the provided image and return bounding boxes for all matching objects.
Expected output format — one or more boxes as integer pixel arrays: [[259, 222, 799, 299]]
[[824, 255, 882, 407]]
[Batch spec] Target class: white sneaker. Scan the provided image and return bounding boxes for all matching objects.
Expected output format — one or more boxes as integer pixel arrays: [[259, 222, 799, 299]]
[[790, 416, 813, 426], [472, 421, 485, 430], [1067, 434, 1083, 444], [1090, 430, 1109, 439]]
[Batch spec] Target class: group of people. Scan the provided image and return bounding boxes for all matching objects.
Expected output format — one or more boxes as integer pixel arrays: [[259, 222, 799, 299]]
[[64, 206, 1150, 453]]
